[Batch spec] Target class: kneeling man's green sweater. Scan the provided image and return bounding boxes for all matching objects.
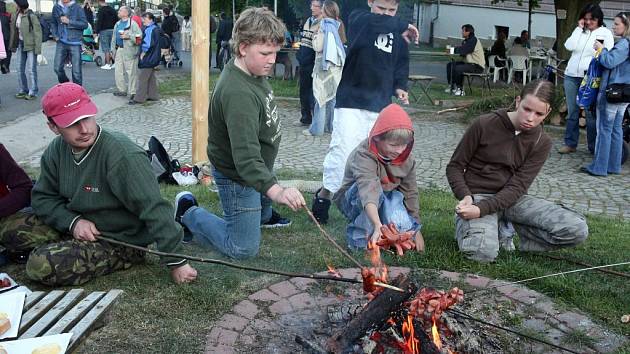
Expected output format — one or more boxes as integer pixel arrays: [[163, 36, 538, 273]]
[[32, 127, 186, 267]]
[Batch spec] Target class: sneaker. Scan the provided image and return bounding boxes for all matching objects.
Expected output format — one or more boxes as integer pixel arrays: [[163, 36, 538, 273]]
[[261, 210, 292, 228], [299, 117, 312, 126], [24, 95, 37, 100], [453, 88, 465, 96], [302, 129, 313, 136], [100, 64, 111, 70], [557, 145, 576, 154], [15, 92, 28, 99], [109, 63, 115, 69], [311, 188, 331, 224], [499, 236, 516, 252], [174, 191, 198, 224], [113, 91, 127, 96], [444, 86, 453, 93]]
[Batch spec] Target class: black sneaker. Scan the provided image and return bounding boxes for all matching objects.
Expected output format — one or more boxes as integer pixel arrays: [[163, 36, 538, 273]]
[[261, 210, 292, 228], [311, 188, 331, 224], [174, 191, 198, 242]]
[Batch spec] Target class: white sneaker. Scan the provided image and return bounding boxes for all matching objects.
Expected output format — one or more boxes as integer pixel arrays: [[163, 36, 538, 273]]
[[100, 64, 110, 70], [444, 87, 453, 93], [109, 63, 115, 69], [453, 88, 465, 96], [301, 129, 313, 136]]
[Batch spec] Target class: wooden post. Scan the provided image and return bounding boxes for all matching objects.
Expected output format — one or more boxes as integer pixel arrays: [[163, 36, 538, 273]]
[[191, 0, 210, 163]]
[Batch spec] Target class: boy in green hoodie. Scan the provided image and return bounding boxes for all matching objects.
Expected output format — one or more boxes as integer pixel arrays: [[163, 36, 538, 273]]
[[334, 103, 423, 251]]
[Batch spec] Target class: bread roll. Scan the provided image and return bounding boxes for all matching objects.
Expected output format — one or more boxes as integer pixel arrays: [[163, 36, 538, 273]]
[[0, 312, 11, 335], [31, 343, 62, 354]]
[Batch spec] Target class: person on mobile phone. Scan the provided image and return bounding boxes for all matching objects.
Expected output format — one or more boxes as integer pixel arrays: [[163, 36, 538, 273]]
[[558, 3, 613, 155]]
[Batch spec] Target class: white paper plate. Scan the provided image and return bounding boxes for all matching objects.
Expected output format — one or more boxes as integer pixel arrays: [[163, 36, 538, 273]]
[[0, 333, 72, 354], [0, 291, 26, 340]]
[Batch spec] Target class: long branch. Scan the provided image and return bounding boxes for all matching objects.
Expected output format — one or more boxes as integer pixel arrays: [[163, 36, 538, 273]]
[[96, 236, 361, 284]]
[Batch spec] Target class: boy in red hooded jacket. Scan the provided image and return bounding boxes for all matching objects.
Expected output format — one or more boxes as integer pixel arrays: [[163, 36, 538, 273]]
[[333, 104, 424, 251]]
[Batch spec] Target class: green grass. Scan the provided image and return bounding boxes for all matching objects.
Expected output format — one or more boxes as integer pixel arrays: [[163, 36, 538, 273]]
[[5, 182, 630, 353]]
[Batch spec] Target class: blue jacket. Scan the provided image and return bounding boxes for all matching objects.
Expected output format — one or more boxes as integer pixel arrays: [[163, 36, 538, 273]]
[[334, 9, 409, 113], [139, 23, 160, 69], [596, 38, 630, 112], [51, 1, 87, 45]]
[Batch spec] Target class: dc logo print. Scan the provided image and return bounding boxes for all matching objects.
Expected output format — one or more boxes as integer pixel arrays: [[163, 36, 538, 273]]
[[374, 33, 394, 53]]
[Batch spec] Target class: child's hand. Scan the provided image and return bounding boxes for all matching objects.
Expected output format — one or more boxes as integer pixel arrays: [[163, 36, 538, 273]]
[[395, 89, 409, 105], [402, 24, 419, 45], [414, 231, 425, 253], [370, 227, 382, 245]]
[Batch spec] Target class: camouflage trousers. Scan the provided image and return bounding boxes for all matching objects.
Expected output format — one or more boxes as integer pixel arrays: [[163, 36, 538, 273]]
[[0, 211, 145, 286], [455, 194, 589, 262]]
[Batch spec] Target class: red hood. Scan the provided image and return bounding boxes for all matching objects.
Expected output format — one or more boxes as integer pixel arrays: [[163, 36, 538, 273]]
[[368, 103, 414, 165]]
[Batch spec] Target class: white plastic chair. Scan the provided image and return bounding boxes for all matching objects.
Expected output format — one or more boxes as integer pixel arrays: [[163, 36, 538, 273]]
[[488, 55, 508, 83], [508, 55, 529, 85]]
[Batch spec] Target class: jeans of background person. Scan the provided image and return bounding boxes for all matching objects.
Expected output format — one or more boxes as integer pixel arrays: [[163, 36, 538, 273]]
[[134, 68, 158, 103], [99, 29, 113, 56], [170, 31, 180, 59], [181, 169, 273, 259], [299, 63, 314, 123], [114, 50, 138, 96], [563, 75, 596, 152], [309, 98, 335, 135], [54, 43, 82, 85], [446, 61, 483, 88], [17, 41, 38, 96], [586, 102, 629, 176], [339, 183, 420, 250], [455, 194, 588, 262]]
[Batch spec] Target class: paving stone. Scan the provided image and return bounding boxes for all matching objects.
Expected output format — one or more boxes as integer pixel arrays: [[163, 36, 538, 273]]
[[504, 286, 542, 304], [289, 277, 317, 291], [204, 343, 236, 354], [288, 293, 317, 310], [387, 266, 411, 279], [555, 311, 592, 330], [238, 333, 256, 346], [269, 298, 293, 315], [248, 288, 281, 302], [439, 270, 462, 282], [216, 313, 249, 332], [464, 274, 491, 288], [268, 280, 300, 298], [533, 300, 558, 315], [233, 300, 259, 320], [206, 327, 238, 347]]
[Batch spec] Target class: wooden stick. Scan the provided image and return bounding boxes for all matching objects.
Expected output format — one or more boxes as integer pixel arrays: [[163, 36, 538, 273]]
[[303, 205, 364, 269], [540, 254, 630, 279], [374, 281, 404, 293]]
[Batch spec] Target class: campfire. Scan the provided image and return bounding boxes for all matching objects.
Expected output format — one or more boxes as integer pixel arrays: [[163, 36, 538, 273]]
[[322, 225, 466, 354]]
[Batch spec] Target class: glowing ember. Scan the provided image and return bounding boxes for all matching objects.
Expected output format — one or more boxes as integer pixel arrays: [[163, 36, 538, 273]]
[[402, 314, 419, 354], [431, 317, 442, 350], [326, 264, 342, 278]]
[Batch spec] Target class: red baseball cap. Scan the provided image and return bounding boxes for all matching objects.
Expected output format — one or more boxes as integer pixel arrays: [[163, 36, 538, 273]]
[[41, 83, 98, 128]]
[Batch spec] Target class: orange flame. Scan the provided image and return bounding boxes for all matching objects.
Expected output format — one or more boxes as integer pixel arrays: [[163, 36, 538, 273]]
[[401, 314, 419, 354], [431, 317, 442, 350], [366, 241, 388, 284], [326, 264, 342, 278]]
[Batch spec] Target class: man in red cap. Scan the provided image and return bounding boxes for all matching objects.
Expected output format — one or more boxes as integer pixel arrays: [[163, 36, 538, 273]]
[[5, 82, 198, 286]]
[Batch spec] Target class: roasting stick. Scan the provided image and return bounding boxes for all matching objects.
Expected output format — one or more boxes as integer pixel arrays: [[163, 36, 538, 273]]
[[97, 236, 403, 292], [303, 206, 404, 293]]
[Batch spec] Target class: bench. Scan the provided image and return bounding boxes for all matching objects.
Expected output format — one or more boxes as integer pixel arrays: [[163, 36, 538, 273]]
[[13, 289, 123, 352], [407, 75, 437, 105]]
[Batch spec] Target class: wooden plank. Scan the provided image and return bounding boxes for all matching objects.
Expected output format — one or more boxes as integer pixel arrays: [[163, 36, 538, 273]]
[[19, 290, 66, 334], [19, 289, 84, 339], [67, 290, 123, 353], [44, 292, 106, 336], [23, 291, 46, 312]]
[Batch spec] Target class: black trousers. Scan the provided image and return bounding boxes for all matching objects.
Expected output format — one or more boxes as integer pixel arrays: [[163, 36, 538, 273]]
[[299, 63, 314, 123], [447, 61, 483, 88]]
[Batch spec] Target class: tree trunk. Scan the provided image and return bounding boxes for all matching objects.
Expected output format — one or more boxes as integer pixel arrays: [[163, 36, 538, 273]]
[[554, 0, 601, 60]]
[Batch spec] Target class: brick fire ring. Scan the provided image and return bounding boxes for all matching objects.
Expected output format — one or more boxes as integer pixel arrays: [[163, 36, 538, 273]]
[[204, 267, 627, 354]]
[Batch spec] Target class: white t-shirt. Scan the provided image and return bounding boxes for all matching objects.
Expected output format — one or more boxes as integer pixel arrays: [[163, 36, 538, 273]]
[[564, 26, 614, 77]]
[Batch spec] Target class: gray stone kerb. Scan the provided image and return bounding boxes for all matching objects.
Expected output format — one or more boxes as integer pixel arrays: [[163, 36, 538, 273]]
[[17, 96, 630, 219], [203, 267, 627, 354]]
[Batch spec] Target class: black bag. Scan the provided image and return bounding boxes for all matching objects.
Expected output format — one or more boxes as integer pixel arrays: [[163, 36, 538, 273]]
[[605, 83, 630, 103], [157, 28, 171, 50], [146, 136, 180, 184]]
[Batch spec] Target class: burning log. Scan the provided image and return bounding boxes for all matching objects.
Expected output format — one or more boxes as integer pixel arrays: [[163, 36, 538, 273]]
[[326, 274, 440, 354]]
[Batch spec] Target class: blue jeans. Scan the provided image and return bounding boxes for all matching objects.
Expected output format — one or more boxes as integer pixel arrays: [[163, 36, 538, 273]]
[[181, 170, 272, 259], [17, 41, 38, 96], [54, 43, 82, 85], [339, 183, 420, 250], [564, 75, 596, 151], [309, 98, 335, 135], [99, 29, 113, 54], [586, 102, 629, 175]]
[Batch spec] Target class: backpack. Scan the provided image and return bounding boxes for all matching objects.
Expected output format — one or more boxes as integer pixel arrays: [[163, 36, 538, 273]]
[[146, 136, 180, 184], [24, 11, 49, 42]]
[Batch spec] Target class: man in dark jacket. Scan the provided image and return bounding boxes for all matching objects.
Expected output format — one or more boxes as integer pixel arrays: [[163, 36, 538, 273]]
[[161, 7, 179, 59], [0, 0, 11, 74], [95, 0, 117, 69], [51, 0, 88, 85], [215, 12, 232, 68], [131, 12, 160, 104]]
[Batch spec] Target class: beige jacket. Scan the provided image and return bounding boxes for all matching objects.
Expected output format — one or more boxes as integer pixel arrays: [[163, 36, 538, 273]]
[[111, 18, 142, 60], [465, 39, 486, 68]]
